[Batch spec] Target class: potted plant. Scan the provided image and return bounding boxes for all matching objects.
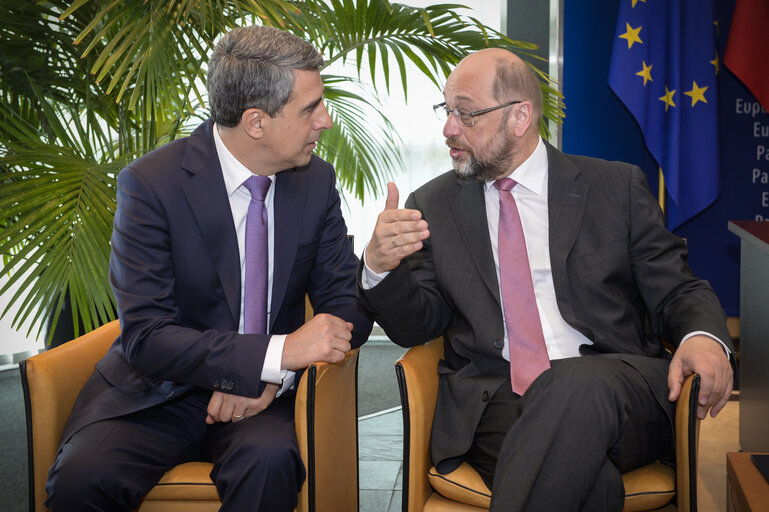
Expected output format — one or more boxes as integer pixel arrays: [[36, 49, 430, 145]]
[[0, 0, 564, 345]]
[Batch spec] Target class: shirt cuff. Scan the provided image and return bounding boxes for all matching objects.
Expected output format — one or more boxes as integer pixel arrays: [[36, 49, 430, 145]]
[[361, 244, 389, 289], [261, 334, 296, 397], [680, 331, 732, 358]]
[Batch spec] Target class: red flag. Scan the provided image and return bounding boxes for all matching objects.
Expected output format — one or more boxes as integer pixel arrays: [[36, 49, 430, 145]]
[[725, 0, 769, 110]]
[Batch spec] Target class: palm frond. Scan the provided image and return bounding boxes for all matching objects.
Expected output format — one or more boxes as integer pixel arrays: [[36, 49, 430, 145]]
[[319, 75, 401, 200]]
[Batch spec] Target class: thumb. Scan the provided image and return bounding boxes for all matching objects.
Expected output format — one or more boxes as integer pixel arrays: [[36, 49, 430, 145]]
[[384, 182, 399, 210]]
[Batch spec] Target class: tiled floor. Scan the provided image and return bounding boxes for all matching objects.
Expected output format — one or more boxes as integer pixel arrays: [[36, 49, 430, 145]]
[[356, 398, 740, 512], [359, 407, 404, 512]]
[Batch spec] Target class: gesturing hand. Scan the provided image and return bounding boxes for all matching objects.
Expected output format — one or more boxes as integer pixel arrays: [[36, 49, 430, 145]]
[[281, 313, 353, 371], [206, 383, 279, 424], [365, 182, 430, 274]]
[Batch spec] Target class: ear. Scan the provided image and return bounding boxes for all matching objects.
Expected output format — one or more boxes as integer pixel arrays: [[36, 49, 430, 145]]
[[240, 108, 265, 140], [511, 101, 534, 138]]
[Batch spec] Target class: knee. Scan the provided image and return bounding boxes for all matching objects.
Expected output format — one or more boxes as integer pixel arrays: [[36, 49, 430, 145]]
[[45, 447, 137, 511], [242, 436, 303, 476], [45, 449, 104, 510]]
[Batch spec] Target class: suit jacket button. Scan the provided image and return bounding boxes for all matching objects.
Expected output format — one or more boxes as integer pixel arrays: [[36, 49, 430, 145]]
[[225, 381, 234, 390], [482, 390, 490, 402], [494, 338, 504, 349], [213, 381, 220, 389]]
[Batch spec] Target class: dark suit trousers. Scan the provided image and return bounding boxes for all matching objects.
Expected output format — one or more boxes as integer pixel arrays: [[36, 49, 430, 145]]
[[463, 356, 673, 512], [45, 389, 304, 512]]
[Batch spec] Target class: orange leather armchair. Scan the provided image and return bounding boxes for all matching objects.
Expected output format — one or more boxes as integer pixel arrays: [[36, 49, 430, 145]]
[[20, 319, 360, 512], [395, 338, 701, 512]]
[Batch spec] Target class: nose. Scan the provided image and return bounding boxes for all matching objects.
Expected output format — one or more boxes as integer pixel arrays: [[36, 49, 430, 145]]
[[315, 101, 333, 130], [442, 112, 461, 138]]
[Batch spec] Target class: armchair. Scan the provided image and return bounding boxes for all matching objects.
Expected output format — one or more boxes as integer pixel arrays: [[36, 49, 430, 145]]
[[20, 319, 360, 512], [395, 338, 701, 512]]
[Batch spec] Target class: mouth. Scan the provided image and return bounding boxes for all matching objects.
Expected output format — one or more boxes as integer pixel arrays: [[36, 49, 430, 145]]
[[446, 139, 469, 160]]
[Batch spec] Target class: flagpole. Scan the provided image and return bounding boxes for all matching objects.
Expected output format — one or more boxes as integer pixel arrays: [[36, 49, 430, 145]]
[[658, 167, 666, 215]]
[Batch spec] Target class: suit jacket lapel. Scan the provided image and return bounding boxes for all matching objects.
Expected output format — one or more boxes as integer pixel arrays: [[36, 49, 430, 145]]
[[270, 169, 305, 331], [181, 120, 241, 326], [450, 178, 501, 306], [546, 143, 589, 328]]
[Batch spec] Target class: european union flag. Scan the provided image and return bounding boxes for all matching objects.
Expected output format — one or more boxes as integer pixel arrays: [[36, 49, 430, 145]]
[[609, 0, 720, 229]]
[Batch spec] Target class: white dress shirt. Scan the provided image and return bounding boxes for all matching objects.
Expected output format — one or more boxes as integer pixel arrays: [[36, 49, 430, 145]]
[[363, 138, 727, 359], [214, 125, 295, 395]]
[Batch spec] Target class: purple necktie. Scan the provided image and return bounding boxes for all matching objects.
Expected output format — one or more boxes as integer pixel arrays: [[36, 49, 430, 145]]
[[494, 178, 550, 395], [242, 175, 271, 334]]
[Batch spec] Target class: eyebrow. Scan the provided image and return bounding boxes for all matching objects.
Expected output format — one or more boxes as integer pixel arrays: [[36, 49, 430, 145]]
[[302, 95, 324, 114]]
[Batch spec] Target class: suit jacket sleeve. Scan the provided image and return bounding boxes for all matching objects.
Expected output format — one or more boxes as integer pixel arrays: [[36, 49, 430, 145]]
[[624, 167, 732, 348], [358, 192, 453, 348]]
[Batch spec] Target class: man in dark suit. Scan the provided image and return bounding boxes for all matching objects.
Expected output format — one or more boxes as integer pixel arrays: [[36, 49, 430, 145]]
[[45, 26, 372, 512], [358, 48, 733, 511]]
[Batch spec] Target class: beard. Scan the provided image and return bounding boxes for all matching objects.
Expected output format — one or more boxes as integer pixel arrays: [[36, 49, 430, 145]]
[[447, 129, 515, 182]]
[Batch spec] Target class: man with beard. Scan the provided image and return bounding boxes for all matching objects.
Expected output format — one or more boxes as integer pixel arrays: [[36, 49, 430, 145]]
[[357, 48, 733, 511]]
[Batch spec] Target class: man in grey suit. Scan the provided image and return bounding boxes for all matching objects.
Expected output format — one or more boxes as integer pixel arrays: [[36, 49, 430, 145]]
[[358, 48, 734, 511]]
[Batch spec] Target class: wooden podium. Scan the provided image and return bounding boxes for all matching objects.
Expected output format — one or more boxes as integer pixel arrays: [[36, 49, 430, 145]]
[[728, 221, 769, 453]]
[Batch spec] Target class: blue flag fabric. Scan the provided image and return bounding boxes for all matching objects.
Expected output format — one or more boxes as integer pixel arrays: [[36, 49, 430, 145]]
[[609, 0, 720, 229]]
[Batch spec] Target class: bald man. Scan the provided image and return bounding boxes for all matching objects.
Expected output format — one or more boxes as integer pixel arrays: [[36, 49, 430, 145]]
[[358, 49, 733, 511]]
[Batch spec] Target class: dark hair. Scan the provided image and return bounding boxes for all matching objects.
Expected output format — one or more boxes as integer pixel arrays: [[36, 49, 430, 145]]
[[207, 26, 324, 127]]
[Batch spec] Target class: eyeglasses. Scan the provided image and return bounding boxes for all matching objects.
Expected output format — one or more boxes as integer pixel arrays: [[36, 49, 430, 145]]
[[433, 100, 522, 127]]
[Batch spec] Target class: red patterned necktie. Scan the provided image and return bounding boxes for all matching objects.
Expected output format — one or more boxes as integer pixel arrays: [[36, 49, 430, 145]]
[[494, 177, 550, 395], [242, 175, 271, 334]]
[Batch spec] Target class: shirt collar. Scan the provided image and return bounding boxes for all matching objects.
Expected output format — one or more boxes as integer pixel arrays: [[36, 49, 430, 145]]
[[213, 123, 275, 197], [484, 137, 548, 195]]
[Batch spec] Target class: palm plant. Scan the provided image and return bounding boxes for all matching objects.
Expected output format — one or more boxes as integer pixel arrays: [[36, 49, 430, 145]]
[[0, 0, 565, 343]]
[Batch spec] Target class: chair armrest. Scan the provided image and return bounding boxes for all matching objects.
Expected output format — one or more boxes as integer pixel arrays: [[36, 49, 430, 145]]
[[294, 348, 360, 512], [395, 338, 444, 512], [674, 373, 701, 512], [20, 319, 120, 512]]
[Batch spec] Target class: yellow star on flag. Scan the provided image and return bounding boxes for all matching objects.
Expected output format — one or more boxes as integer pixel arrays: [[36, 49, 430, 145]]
[[710, 52, 720, 75], [619, 23, 643, 49], [632, 0, 647, 7], [684, 81, 708, 106], [659, 87, 676, 111], [636, 61, 653, 86]]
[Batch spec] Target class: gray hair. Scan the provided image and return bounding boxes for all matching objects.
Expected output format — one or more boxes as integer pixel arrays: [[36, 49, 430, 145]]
[[493, 56, 543, 128], [207, 26, 324, 127]]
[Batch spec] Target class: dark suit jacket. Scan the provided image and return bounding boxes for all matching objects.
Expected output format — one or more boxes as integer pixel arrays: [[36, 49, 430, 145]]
[[61, 119, 372, 445], [359, 143, 732, 466]]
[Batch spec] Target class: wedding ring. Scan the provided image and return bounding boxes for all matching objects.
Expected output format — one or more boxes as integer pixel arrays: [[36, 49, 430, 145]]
[[233, 413, 244, 420], [391, 235, 398, 247]]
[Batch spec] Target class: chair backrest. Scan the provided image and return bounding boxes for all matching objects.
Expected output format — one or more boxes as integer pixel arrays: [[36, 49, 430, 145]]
[[675, 373, 701, 511], [395, 338, 444, 512], [295, 348, 360, 512], [19, 320, 120, 512]]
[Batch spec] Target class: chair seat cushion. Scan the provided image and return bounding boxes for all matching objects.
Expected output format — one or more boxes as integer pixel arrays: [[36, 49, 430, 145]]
[[144, 462, 220, 501], [622, 461, 675, 511], [428, 463, 491, 508], [427, 460, 674, 512]]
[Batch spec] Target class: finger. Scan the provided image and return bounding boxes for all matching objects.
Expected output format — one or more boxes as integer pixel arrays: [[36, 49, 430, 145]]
[[346, 322, 354, 332], [379, 209, 423, 225], [391, 227, 430, 247], [207, 392, 223, 422], [384, 182, 399, 210], [666, 360, 683, 402], [709, 393, 730, 418]]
